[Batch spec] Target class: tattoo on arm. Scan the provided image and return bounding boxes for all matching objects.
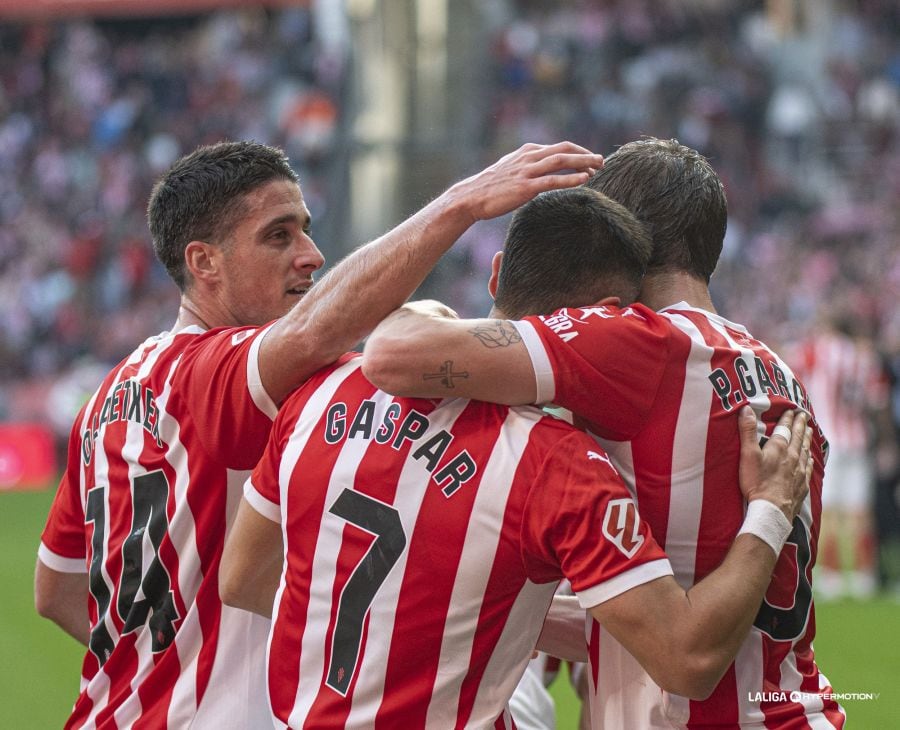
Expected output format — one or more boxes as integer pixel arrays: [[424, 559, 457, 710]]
[[469, 321, 522, 349], [423, 361, 469, 389]]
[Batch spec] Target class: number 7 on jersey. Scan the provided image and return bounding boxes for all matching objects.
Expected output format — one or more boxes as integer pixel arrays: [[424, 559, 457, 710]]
[[326, 488, 407, 695]]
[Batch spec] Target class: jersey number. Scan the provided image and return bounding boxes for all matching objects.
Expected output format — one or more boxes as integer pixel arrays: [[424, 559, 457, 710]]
[[753, 516, 813, 642], [325, 488, 407, 695], [85, 471, 179, 665]]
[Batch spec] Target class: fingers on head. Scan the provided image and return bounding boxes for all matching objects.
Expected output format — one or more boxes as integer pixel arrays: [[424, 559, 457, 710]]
[[530, 173, 589, 193], [546, 140, 593, 155]]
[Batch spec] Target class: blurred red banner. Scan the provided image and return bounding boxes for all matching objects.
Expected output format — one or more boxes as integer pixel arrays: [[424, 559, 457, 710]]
[[0, 424, 57, 491], [0, 0, 304, 20]]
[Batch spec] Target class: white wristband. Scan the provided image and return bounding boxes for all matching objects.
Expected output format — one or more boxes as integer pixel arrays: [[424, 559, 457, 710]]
[[737, 499, 793, 556]]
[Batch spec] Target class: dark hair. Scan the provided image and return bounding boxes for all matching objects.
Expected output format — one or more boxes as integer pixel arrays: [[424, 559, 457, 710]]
[[494, 187, 651, 319], [147, 141, 299, 290], [587, 138, 727, 282]]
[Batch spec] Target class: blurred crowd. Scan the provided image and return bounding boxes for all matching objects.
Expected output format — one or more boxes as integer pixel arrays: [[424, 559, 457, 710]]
[[0, 7, 346, 424], [1, 1, 899, 589], [454, 0, 900, 345]]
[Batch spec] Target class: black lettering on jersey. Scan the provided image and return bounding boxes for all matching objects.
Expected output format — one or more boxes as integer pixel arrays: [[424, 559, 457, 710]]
[[375, 403, 401, 444], [82, 429, 93, 466], [85, 487, 115, 664], [99, 395, 112, 430], [348, 400, 376, 440], [142, 388, 156, 433], [735, 357, 758, 397], [325, 403, 347, 444], [142, 388, 162, 447], [771, 362, 791, 398], [434, 450, 477, 497], [754, 357, 777, 395], [391, 410, 429, 450], [110, 382, 125, 421], [412, 430, 453, 472], [81, 380, 167, 465], [791, 378, 807, 410], [127, 380, 142, 422], [118, 471, 179, 651], [709, 368, 733, 411], [120, 379, 131, 420]]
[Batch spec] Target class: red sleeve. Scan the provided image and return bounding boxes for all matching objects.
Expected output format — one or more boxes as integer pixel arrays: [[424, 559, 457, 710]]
[[514, 304, 671, 440], [171, 324, 278, 470], [39, 407, 88, 572], [520, 431, 671, 606]]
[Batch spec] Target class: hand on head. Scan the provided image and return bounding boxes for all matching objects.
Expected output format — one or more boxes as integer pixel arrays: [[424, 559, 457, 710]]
[[451, 141, 604, 224]]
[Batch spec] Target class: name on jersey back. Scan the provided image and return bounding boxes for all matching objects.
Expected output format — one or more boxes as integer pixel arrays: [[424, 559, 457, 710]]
[[324, 398, 477, 498]]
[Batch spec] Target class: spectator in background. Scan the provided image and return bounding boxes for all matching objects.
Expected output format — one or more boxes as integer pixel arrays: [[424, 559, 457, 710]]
[[873, 314, 900, 594], [792, 310, 886, 599]]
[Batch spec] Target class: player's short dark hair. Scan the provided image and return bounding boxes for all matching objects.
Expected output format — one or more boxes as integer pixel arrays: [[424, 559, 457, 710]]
[[587, 137, 727, 282], [494, 187, 651, 319], [147, 141, 299, 291]]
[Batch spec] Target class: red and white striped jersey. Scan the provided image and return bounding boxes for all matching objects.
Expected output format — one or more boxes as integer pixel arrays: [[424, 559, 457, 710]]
[[245, 354, 671, 730], [791, 330, 885, 453], [514, 302, 846, 729], [39, 324, 277, 729]]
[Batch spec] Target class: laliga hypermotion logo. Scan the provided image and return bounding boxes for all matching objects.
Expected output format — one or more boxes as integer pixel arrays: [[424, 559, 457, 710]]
[[602, 498, 644, 558]]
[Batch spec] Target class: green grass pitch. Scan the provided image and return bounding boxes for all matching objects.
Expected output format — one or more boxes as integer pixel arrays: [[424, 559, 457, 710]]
[[3, 489, 897, 727]]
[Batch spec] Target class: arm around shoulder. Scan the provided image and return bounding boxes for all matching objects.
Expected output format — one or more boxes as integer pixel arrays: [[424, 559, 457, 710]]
[[363, 303, 538, 404]]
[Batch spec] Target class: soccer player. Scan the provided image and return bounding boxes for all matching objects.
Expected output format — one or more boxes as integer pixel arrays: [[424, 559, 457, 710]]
[[220, 188, 812, 729], [363, 139, 845, 728], [34, 139, 602, 728], [792, 313, 883, 598]]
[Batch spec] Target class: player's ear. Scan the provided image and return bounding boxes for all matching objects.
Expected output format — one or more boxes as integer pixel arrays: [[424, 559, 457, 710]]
[[184, 240, 221, 285], [488, 251, 503, 300]]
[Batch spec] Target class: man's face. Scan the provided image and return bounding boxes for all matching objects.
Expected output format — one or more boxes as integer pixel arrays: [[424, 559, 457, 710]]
[[215, 179, 325, 326]]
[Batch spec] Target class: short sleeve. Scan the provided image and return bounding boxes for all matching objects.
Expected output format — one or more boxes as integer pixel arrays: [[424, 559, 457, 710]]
[[244, 417, 289, 524], [520, 431, 671, 608], [171, 324, 277, 470], [39, 412, 88, 572], [513, 305, 671, 440]]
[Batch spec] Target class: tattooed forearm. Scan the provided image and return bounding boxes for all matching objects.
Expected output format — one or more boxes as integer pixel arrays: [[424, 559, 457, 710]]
[[469, 321, 522, 349], [422, 360, 470, 389]]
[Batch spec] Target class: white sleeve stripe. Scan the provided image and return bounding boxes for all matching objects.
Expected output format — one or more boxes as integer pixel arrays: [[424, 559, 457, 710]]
[[243, 480, 281, 523], [37, 543, 87, 573], [575, 558, 673, 609], [247, 323, 279, 420], [511, 320, 556, 405]]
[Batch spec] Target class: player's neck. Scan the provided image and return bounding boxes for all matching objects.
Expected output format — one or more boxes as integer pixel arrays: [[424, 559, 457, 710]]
[[639, 271, 716, 314], [172, 295, 213, 333]]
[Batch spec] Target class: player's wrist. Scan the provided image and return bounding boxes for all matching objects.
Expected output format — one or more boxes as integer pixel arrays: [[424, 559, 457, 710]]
[[738, 499, 793, 556], [441, 177, 481, 227]]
